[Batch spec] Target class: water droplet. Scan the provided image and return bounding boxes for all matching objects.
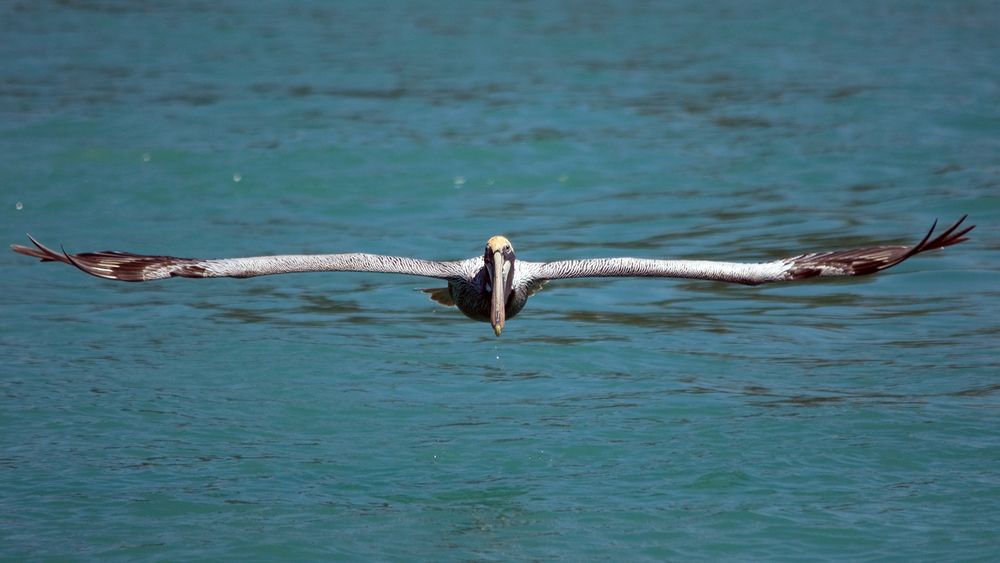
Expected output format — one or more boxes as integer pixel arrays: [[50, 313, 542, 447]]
[[453, 176, 466, 187], [15, 201, 23, 210], [142, 152, 151, 162], [233, 173, 242, 183]]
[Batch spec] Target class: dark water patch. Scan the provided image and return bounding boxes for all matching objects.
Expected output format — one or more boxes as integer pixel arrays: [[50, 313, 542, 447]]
[[338, 314, 382, 326], [297, 294, 364, 315], [751, 383, 1000, 409], [848, 183, 882, 193], [288, 85, 314, 97], [325, 87, 407, 101], [0, 84, 42, 100], [828, 86, 867, 100], [932, 163, 963, 175], [688, 73, 736, 85], [207, 305, 347, 328], [768, 395, 850, 407], [743, 385, 772, 396], [714, 116, 773, 129], [520, 335, 628, 345], [883, 338, 969, 349], [680, 100, 711, 115], [628, 91, 682, 117], [508, 128, 569, 143], [480, 369, 548, 382], [946, 383, 1000, 398], [53, 0, 156, 14], [581, 56, 705, 73], [156, 90, 219, 107], [235, 285, 286, 297], [431, 420, 491, 428], [550, 308, 728, 332]]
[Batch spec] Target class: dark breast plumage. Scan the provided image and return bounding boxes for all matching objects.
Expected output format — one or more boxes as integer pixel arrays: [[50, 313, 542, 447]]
[[447, 269, 528, 323]]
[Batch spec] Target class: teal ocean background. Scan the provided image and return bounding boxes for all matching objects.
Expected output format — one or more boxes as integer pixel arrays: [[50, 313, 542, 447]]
[[3, 1, 999, 560]]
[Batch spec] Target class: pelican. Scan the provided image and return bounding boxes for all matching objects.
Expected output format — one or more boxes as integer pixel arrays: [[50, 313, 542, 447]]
[[11, 216, 973, 337]]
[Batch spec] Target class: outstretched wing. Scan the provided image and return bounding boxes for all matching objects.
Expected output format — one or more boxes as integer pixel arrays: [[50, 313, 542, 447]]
[[526, 216, 973, 286], [11, 235, 464, 281]]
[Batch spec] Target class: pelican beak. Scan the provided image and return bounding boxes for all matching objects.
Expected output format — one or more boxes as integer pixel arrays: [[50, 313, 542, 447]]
[[491, 249, 507, 337]]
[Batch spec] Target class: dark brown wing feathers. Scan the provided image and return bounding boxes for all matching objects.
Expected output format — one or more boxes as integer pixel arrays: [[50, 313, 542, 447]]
[[11, 235, 205, 281], [783, 215, 973, 281]]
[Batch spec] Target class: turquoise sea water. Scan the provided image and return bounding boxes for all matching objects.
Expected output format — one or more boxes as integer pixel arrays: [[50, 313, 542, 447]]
[[3, 1, 999, 560]]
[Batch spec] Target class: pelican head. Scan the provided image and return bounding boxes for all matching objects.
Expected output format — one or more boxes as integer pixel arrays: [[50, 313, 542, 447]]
[[484, 235, 515, 337]]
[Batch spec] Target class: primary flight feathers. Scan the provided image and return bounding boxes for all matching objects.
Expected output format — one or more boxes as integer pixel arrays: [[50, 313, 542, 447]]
[[12, 216, 973, 336]]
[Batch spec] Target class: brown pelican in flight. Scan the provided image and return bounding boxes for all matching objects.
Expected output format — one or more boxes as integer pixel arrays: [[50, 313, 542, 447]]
[[11, 216, 973, 337]]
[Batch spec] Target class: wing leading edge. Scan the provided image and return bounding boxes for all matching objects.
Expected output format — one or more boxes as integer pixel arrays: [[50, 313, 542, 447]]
[[11, 235, 463, 282], [528, 216, 973, 285]]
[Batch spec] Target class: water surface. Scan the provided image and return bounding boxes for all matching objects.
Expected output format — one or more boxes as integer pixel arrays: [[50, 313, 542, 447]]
[[3, 1, 999, 560]]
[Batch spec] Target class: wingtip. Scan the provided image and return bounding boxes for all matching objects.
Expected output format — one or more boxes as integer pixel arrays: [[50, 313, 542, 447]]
[[919, 218, 938, 247], [27, 233, 48, 252], [11, 232, 32, 250], [28, 234, 55, 254], [924, 215, 974, 251], [12, 234, 59, 261], [901, 215, 974, 259]]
